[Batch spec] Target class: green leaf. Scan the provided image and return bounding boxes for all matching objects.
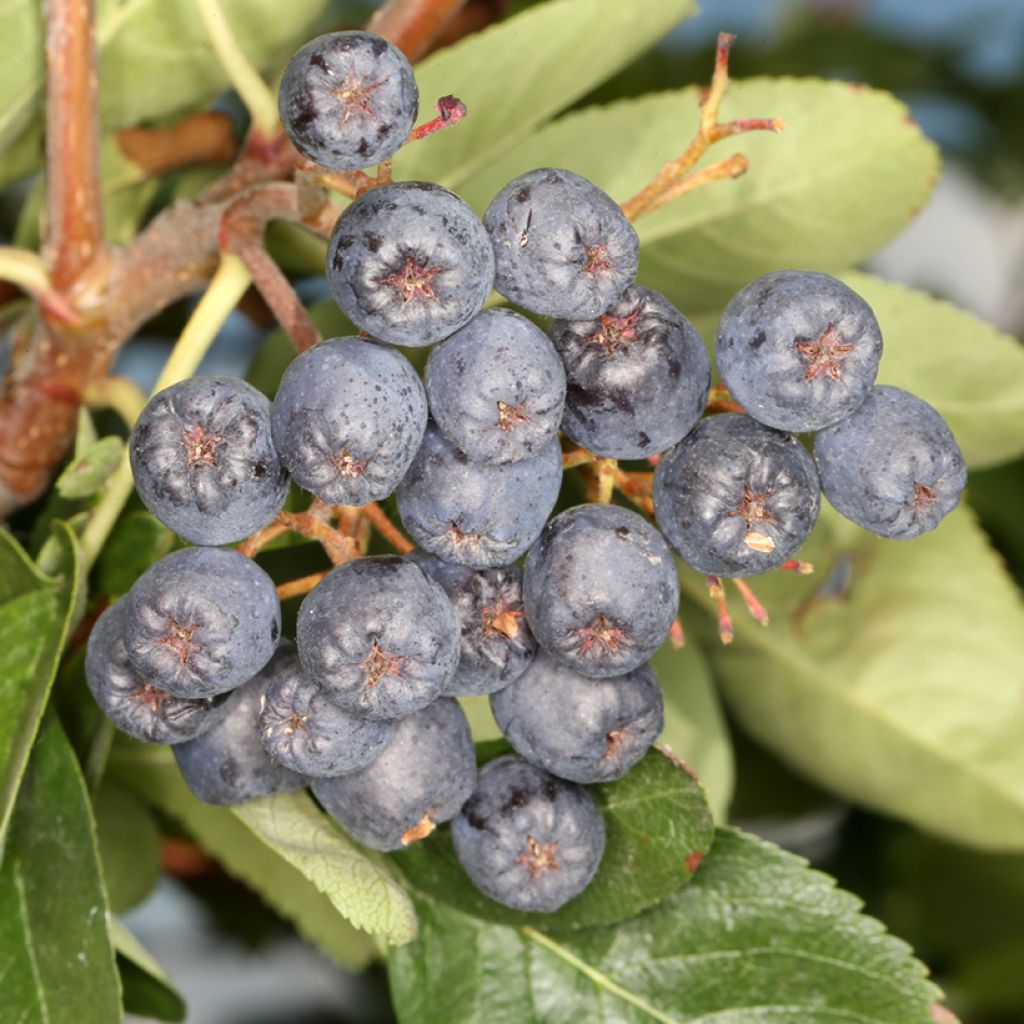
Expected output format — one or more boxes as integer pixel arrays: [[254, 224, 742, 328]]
[[56, 435, 125, 499], [95, 510, 175, 597], [390, 825, 942, 1024], [111, 742, 415, 949], [459, 80, 938, 314], [394, 747, 714, 932], [652, 641, 734, 822], [110, 917, 186, 1023], [839, 272, 1024, 470], [94, 780, 161, 912], [0, 523, 81, 855], [394, 0, 697, 190], [684, 503, 1024, 851], [0, 716, 122, 1024], [0, 0, 43, 162]]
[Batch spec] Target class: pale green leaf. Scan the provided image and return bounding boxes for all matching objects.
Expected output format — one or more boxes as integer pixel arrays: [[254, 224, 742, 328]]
[[94, 780, 161, 912], [0, 716, 122, 1024], [57, 436, 125, 499], [0, 523, 81, 854], [390, 826, 943, 1024], [839, 272, 1024, 470], [110, 917, 186, 1023], [0, 0, 43, 161], [459, 79, 938, 315], [682, 503, 1024, 851], [393, 0, 696, 189], [111, 742, 415, 948], [652, 641, 734, 822]]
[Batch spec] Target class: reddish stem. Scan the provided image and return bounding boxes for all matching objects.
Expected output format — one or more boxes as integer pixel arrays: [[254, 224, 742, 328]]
[[45, 0, 104, 291], [732, 578, 770, 626], [707, 576, 734, 645], [407, 95, 467, 141], [368, 0, 469, 61], [363, 502, 415, 554]]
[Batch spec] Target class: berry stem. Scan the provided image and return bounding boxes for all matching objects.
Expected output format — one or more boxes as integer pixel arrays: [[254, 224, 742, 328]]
[[367, 0, 469, 61], [705, 382, 745, 415], [594, 457, 617, 504], [45, 0, 105, 292], [562, 447, 597, 469], [79, 254, 252, 573], [669, 616, 686, 649], [276, 571, 329, 601], [619, 32, 783, 223], [362, 502, 415, 554], [237, 520, 289, 558], [116, 112, 239, 178], [779, 558, 815, 574], [406, 95, 467, 142], [706, 575, 734, 645], [192, 0, 279, 140], [732, 578, 770, 626], [0, 246, 80, 324], [276, 510, 358, 565]]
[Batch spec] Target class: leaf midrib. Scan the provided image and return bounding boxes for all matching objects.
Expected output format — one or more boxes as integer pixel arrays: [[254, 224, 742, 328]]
[[14, 866, 50, 1024]]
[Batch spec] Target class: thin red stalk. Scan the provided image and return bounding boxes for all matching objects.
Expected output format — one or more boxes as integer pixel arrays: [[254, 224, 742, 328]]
[[45, 0, 104, 290]]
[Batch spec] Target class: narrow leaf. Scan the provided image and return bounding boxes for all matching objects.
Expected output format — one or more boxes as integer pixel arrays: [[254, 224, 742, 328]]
[[0, 716, 121, 1024], [394, 747, 714, 932], [111, 742, 415, 948], [110, 917, 186, 1023], [0, 523, 80, 854], [840, 271, 1024, 469], [394, 0, 696, 189], [685, 503, 1024, 851], [94, 780, 162, 912], [391, 826, 942, 1024], [459, 80, 938, 315]]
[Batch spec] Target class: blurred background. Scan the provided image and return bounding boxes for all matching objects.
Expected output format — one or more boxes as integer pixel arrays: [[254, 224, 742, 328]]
[[36, 0, 1019, 1020]]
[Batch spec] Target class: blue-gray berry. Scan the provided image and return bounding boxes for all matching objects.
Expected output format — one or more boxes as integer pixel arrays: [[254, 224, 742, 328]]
[[716, 270, 883, 432], [122, 547, 281, 699], [425, 309, 566, 464], [490, 651, 663, 784], [86, 601, 230, 745], [410, 552, 536, 697], [173, 644, 305, 804], [397, 424, 563, 569], [452, 755, 605, 913], [653, 413, 821, 578], [550, 285, 710, 459], [327, 181, 494, 347], [278, 31, 418, 171], [296, 555, 459, 719], [484, 168, 638, 319], [311, 698, 476, 851], [814, 385, 966, 539], [259, 650, 396, 777], [523, 504, 679, 678], [129, 376, 289, 546], [270, 337, 426, 506]]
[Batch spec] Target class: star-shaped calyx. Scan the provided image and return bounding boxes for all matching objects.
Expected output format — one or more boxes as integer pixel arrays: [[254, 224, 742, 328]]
[[586, 307, 640, 355], [158, 620, 198, 665], [515, 835, 561, 879], [334, 67, 386, 123], [361, 642, 405, 687], [794, 322, 855, 382], [383, 255, 446, 304], [570, 612, 631, 657], [182, 424, 223, 467]]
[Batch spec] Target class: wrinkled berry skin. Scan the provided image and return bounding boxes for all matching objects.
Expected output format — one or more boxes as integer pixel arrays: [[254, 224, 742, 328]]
[[259, 651, 396, 777], [86, 601, 230, 745], [122, 547, 281, 698], [130, 376, 289, 546], [551, 285, 710, 459], [484, 167, 638, 320], [397, 425, 563, 568], [296, 555, 459, 719], [491, 651, 663, 784], [327, 181, 494, 347], [278, 31, 418, 172], [411, 552, 536, 696], [311, 698, 476, 851], [271, 337, 427, 505], [654, 413, 821, 578], [452, 755, 605, 913], [173, 644, 305, 804], [425, 309, 566, 464], [523, 504, 679, 678], [814, 385, 966, 539], [716, 270, 883, 432]]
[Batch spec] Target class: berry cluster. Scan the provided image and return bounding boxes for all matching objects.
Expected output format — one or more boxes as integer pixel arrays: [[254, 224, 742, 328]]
[[86, 30, 966, 916]]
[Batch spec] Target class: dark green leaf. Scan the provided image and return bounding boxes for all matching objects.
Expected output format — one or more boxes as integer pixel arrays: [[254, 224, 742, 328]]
[[94, 779, 162, 912], [652, 641, 734, 822], [0, 523, 80, 853], [110, 917, 186, 1023], [394, 747, 714, 932], [459, 81, 937, 313], [56, 436, 125, 499], [390, 826, 943, 1024], [95, 510, 175, 597], [0, 716, 121, 1024], [395, 0, 697, 190], [841, 272, 1024, 470], [111, 741, 414, 950], [683, 503, 1024, 850]]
